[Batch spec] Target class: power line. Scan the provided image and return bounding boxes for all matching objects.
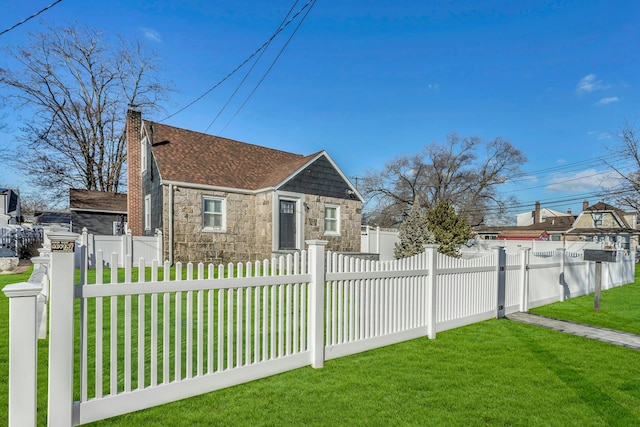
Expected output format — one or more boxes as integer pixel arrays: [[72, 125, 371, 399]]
[[203, 0, 301, 133], [0, 0, 63, 37], [217, 0, 317, 134], [160, 0, 316, 123], [502, 166, 631, 194]]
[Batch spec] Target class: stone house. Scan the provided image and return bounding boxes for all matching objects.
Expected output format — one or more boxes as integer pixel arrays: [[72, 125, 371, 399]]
[[126, 109, 363, 264]]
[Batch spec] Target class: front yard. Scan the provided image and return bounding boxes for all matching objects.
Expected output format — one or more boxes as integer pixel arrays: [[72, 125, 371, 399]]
[[1, 266, 639, 426]]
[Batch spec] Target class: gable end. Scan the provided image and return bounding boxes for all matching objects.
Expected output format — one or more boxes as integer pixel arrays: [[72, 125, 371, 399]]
[[279, 155, 357, 200]]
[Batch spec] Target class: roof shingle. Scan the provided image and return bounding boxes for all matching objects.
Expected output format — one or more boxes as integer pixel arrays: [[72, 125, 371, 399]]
[[146, 121, 320, 190], [69, 189, 127, 213]]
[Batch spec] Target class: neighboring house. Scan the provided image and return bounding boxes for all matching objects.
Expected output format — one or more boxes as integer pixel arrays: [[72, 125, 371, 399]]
[[69, 189, 128, 235], [516, 201, 575, 226], [475, 201, 576, 242], [126, 109, 364, 264], [475, 200, 639, 251], [497, 229, 550, 241], [566, 201, 639, 251], [0, 188, 21, 224], [34, 211, 72, 229]]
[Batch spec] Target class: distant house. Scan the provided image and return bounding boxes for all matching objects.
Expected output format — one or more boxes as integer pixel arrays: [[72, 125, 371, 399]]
[[69, 189, 128, 235], [0, 188, 21, 225], [497, 229, 550, 241], [566, 201, 639, 251], [125, 110, 363, 264], [475, 200, 639, 251], [34, 212, 72, 229], [516, 201, 574, 227], [475, 201, 576, 242]]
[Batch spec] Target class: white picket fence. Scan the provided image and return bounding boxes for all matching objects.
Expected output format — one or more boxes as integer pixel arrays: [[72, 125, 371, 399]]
[[2, 232, 635, 426]]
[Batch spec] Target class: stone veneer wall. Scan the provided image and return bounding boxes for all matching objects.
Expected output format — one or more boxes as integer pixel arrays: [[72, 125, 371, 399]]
[[163, 186, 362, 264], [302, 195, 362, 253], [163, 186, 274, 264]]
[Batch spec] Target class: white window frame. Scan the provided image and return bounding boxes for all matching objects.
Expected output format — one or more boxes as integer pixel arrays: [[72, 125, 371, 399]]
[[324, 204, 341, 236], [112, 220, 128, 236], [141, 136, 148, 174], [202, 196, 226, 232], [144, 195, 151, 230], [592, 212, 603, 227]]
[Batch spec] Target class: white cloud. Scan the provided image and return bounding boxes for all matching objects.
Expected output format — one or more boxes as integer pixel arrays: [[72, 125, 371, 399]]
[[595, 96, 619, 106], [587, 131, 613, 140], [545, 169, 620, 193], [576, 74, 609, 94], [142, 28, 162, 43]]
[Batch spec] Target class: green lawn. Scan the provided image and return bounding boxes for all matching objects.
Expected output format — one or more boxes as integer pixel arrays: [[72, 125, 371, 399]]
[[2, 266, 640, 426], [531, 267, 640, 334]]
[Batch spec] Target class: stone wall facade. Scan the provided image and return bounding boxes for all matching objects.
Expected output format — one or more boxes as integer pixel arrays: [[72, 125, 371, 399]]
[[163, 186, 362, 264], [302, 194, 362, 253], [162, 186, 274, 264]]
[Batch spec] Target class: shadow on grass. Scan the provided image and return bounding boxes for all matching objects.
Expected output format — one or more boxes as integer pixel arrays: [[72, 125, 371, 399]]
[[514, 329, 640, 425]]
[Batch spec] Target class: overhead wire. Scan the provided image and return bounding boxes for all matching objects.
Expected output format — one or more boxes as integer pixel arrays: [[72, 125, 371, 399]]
[[203, 0, 301, 133], [364, 152, 640, 222], [160, 0, 316, 123], [0, 0, 63, 37], [217, 0, 317, 134]]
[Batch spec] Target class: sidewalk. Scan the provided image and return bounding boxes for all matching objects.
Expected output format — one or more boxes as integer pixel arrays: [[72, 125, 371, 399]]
[[507, 312, 640, 351]]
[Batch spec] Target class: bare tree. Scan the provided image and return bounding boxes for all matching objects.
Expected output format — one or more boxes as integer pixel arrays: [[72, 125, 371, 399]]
[[361, 134, 526, 227], [0, 25, 170, 198], [605, 120, 640, 211]]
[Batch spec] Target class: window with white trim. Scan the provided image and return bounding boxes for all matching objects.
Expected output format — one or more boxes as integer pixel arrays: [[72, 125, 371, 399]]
[[144, 195, 151, 230], [113, 220, 127, 236], [324, 205, 340, 235], [203, 196, 226, 232], [592, 213, 603, 227], [141, 136, 148, 174]]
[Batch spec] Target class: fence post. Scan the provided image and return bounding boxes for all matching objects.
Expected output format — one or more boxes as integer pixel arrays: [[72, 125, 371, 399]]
[[307, 239, 327, 369], [519, 247, 531, 312], [156, 229, 164, 263], [124, 229, 133, 267], [32, 255, 51, 339], [557, 248, 567, 301], [495, 246, 506, 318], [47, 231, 80, 427], [362, 225, 370, 253], [425, 244, 438, 339], [2, 281, 42, 426]]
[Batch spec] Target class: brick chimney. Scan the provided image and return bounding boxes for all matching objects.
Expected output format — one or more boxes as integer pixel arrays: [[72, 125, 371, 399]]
[[534, 201, 541, 224], [582, 200, 589, 211], [126, 109, 143, 235]]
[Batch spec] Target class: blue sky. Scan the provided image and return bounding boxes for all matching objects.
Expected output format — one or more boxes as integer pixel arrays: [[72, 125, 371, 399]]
[[1, 0, 639, 219]]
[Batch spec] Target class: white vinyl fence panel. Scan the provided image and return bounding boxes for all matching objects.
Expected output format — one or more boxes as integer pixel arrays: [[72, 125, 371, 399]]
[[75, 228, 163, 268]]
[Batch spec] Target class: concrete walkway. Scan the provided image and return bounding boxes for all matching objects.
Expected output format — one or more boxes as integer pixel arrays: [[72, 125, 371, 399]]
[[507, 312, 640, 351]]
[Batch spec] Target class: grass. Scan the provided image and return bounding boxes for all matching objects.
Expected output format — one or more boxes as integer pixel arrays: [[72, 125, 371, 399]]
[[530, 267, 640, 334], [1, 266, 640, 426]]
